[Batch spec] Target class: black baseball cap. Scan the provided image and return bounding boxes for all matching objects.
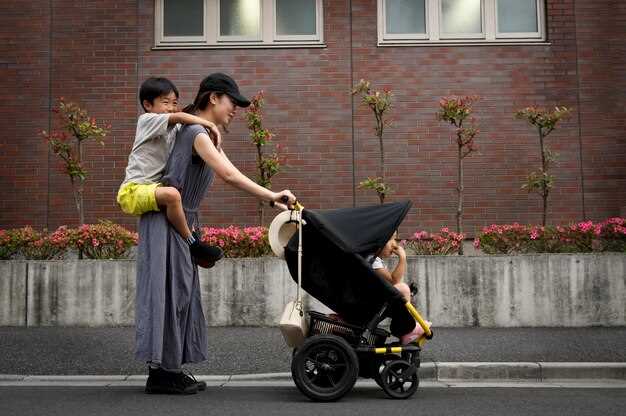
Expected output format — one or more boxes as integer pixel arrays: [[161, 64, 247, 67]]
[[199, 73, 250, 108]]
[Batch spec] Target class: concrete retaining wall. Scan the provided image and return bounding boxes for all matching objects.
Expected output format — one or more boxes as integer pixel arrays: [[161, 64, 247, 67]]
[[0, 254, 624, 327]]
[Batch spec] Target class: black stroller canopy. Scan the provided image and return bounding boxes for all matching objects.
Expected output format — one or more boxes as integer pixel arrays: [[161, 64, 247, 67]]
[[302, 200, 412, 257], [284, 200, 416, 333]]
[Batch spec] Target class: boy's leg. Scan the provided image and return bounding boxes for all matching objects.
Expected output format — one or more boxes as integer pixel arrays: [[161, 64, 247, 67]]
[[154, 186, 193, 239], [154, 186, 224, 267]]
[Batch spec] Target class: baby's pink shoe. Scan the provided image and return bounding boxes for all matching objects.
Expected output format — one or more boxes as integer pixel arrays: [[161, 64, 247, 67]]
[[400, 320, 432, 344]]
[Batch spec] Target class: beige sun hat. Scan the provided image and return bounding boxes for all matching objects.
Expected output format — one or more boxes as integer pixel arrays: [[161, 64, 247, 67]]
[[268, 210, 300, 259]]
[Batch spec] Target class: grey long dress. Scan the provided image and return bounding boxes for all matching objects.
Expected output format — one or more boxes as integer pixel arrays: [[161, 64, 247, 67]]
[[135, 124, 214, 370]]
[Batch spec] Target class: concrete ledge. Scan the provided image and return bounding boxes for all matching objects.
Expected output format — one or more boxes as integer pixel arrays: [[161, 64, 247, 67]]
[[437, 362, 541, 381], [0, 261, 26, 326], [1, 254, 625, 327], [540, 362, 626, 380]]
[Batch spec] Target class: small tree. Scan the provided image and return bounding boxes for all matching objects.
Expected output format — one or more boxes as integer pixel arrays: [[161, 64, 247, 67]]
[[515, 106, 570, 226], [245, 91, 283, 225], [352, 79, 394, 204], [437, 96, 480, 255], [41, 98, 110, 227]]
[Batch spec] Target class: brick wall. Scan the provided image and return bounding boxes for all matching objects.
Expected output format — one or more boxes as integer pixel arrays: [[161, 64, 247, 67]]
[[1, 0, 624, 238]]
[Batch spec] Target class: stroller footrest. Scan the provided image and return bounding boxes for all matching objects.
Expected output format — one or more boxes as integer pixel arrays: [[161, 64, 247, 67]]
[[356, 344, 420, 354]]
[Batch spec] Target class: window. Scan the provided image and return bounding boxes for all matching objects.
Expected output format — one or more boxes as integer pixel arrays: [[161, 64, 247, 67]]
[[155, 0, 324, 48], [378, 0, 545, 45]]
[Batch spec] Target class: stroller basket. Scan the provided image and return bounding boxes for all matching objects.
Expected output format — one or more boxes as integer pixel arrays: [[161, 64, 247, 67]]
[[308, 311, 388, 346]]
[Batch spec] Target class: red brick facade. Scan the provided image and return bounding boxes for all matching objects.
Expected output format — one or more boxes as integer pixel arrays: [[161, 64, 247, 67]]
[[1, 0, 624, 238]]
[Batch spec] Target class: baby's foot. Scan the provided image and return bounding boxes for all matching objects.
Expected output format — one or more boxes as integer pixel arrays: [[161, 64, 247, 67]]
[[400, 320, 432, 345]]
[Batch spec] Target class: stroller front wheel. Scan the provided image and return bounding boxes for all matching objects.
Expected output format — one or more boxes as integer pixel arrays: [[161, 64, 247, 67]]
[[380, 359, 419, 399], [291, 334, 359, 402]]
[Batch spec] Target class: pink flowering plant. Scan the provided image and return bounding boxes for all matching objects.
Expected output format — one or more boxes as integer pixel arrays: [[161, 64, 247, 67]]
[[352, 79, 394, 204], [70, 221, 138, 259], [474, 218, 626, 254], [437, 95, 481, 255], [199, 225, 272, 258], [41, 98, 111, 227], [245, 91, 284, 225], [405, 227, 466, 255], [0, 228, 24, 259], [515, 106, 570, 226], [0, 226, 70, 260]]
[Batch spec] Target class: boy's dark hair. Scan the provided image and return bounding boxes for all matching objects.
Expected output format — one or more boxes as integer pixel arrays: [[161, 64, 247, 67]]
[[139, 77, 179, 112]]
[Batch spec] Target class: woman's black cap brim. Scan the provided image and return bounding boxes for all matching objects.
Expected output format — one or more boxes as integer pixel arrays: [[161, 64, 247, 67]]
[[227, 92, 250, 108]]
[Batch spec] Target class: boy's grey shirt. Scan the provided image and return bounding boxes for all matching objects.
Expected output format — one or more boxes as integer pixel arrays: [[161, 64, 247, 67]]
[[121, 113, 178, 187]]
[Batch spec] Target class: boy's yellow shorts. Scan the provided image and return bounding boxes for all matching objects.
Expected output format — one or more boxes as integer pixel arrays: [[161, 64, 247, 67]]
[[116, 182, 161, 216]]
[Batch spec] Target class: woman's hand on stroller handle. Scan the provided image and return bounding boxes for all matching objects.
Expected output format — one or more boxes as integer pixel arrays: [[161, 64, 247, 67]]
[[269, 191, 298, 211]]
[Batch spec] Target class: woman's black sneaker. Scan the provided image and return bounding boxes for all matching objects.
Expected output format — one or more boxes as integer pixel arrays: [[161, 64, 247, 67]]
[[145, 367, 199, 395], [182, 370, 207, 391]]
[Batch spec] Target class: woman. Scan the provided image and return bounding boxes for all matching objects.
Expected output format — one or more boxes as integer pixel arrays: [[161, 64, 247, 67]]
[[135, 73, 296, 395]]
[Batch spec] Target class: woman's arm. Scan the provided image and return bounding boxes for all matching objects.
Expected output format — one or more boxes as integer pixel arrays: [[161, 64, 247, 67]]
[[193, 132, 292, 202]]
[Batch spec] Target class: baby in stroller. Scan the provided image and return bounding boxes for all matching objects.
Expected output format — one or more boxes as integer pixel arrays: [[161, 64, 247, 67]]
[[366, 231, 432, 345]]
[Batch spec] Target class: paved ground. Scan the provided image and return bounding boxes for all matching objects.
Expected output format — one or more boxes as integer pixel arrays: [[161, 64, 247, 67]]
[[1, 385, 625, 416], [1, 326, 625, 375]]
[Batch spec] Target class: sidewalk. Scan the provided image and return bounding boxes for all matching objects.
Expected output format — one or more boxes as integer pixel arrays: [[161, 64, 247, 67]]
[[1, 327, 625, 381]]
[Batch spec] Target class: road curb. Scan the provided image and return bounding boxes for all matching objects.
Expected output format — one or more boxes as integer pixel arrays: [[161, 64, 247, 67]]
[[1, 362, 625, 386]]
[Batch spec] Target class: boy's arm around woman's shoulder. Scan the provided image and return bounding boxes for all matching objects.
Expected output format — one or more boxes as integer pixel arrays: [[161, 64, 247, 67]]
[[168, 113, 221, 148]]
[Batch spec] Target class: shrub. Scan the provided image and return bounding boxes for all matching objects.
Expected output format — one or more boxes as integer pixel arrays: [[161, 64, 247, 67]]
[[405, 228, 465, 255], [474, 218, 626, 254], [71, 221, 138, 259], [199, 225, 271, 258]]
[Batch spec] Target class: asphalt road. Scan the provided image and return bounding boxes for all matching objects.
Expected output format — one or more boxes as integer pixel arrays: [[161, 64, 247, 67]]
[[1, 386, 625, 416]]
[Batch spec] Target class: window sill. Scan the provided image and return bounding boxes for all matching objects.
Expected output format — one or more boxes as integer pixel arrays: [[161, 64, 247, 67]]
[[153, 43, 327, 50], [377, 40, 551, 47]]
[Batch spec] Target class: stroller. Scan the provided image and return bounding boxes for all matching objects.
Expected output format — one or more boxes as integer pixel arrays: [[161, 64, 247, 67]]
[[269, 199, 433, 401]]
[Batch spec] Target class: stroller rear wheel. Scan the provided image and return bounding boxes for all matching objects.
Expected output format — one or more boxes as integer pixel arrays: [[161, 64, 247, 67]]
[[380, 359, 419, 399], [291, 334, 359, 402]]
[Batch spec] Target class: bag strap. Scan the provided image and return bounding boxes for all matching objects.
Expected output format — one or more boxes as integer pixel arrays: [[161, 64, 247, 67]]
[[295, 208, 303, 313]]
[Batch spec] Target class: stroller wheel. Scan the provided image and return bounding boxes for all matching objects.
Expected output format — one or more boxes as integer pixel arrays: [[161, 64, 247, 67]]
[[291, 334, 359, 402], [380, 360, 419, 399], [370, 354, 401, 388]]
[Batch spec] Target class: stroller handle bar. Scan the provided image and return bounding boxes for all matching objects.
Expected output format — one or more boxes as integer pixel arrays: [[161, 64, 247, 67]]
[[405, 302, 433, 346], [269, 195, 303, 212]]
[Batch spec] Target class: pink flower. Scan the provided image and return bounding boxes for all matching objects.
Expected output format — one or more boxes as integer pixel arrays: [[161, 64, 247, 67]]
[[578, 221, 594, 233]]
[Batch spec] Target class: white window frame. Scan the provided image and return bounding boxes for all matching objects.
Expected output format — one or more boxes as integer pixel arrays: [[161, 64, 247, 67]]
[[216, 0, 263, 43], [155, 0, 208, 45], [439, 0, 485, 40], [273, 0, 323, 42], [494, 0, 543, 39], [155, 0, 325, 49], [379, 0, 430, 41], [378, 0, 546, 46]]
